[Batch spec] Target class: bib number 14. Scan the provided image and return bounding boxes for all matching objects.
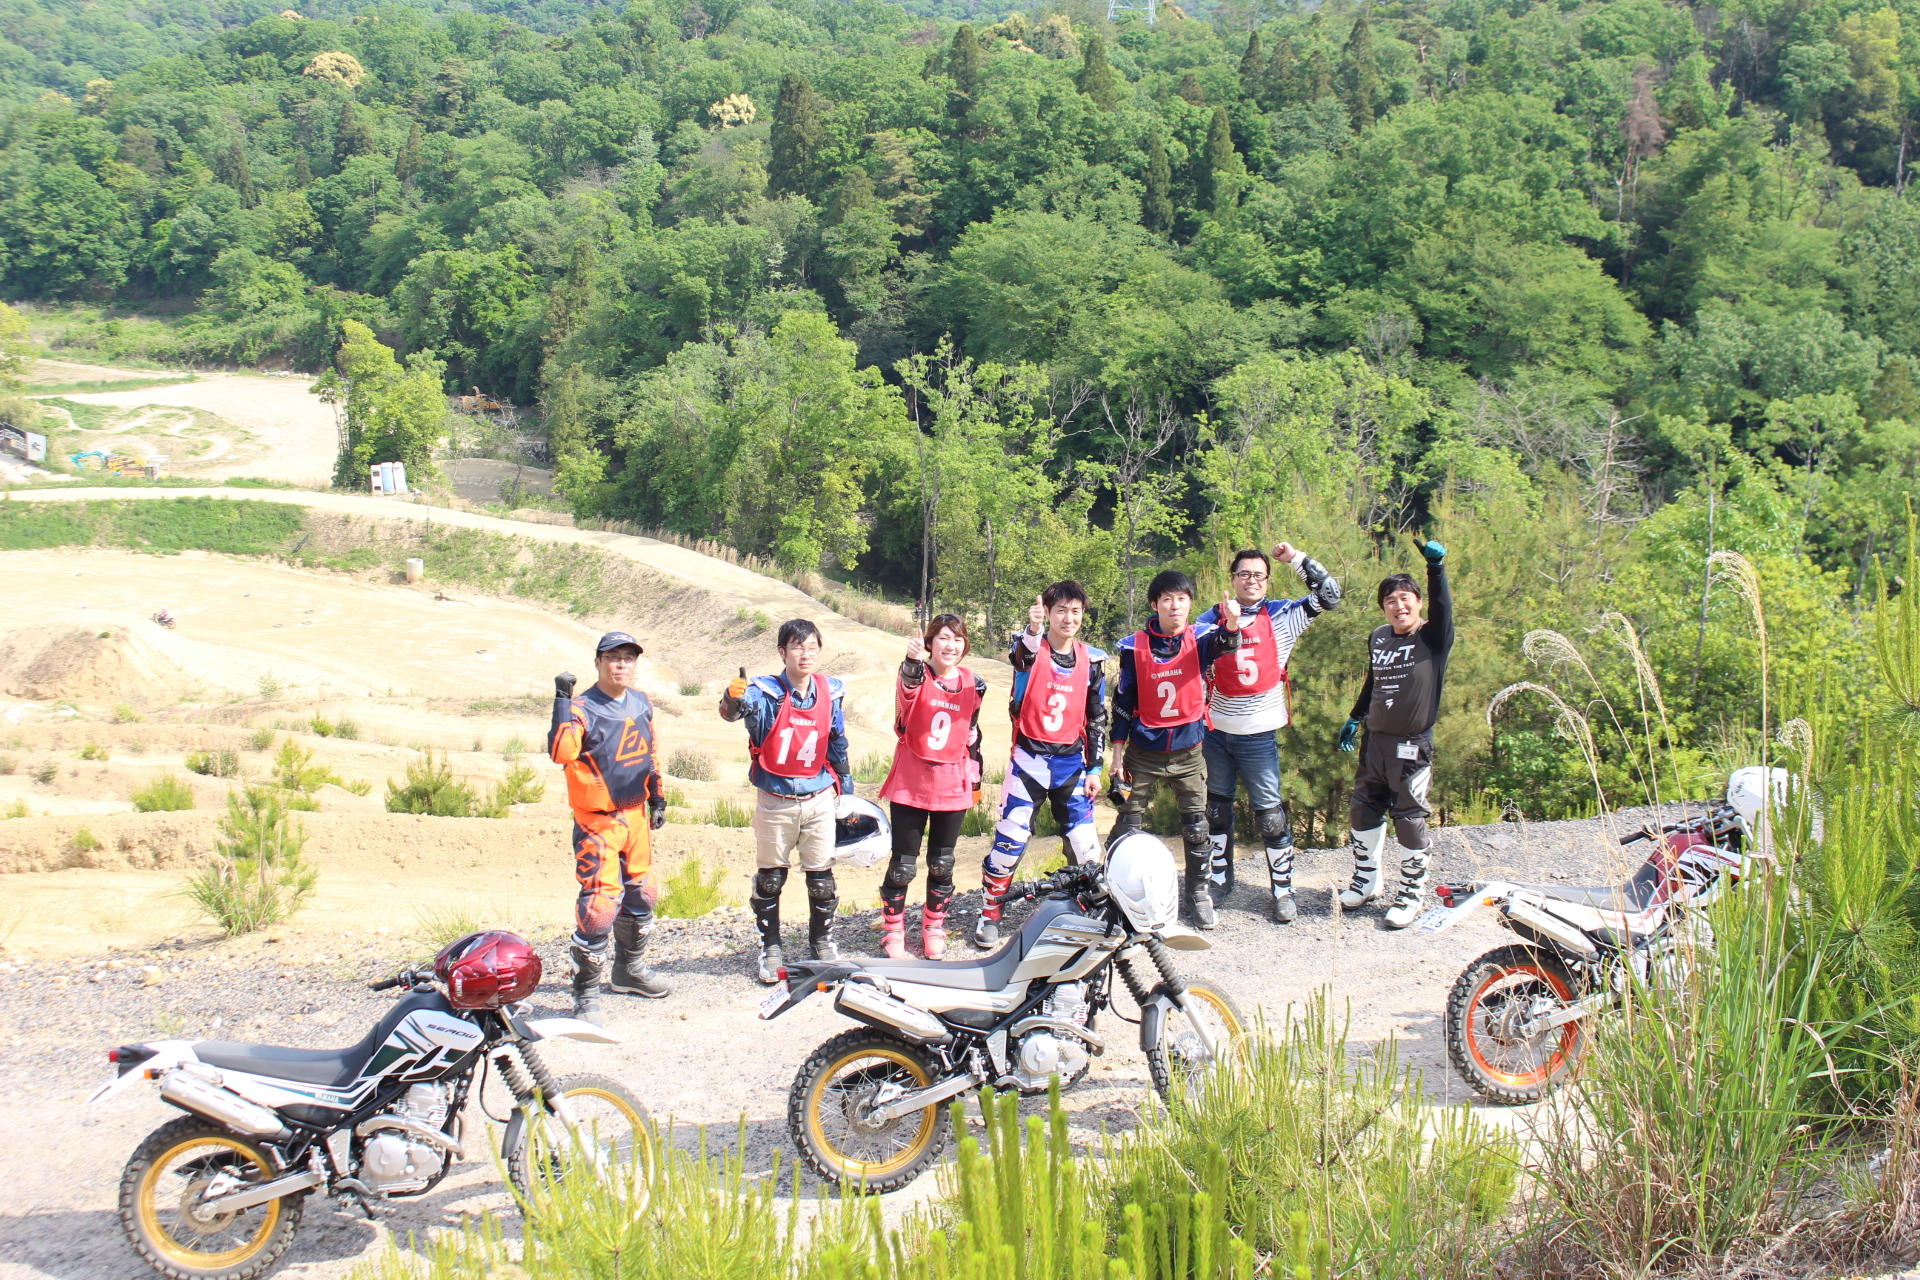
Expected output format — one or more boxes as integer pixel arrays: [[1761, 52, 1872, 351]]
[[773, 727, 819, 769]]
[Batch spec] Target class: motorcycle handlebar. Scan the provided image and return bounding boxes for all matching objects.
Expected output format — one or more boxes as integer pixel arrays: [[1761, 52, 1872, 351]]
[[368, 968, 419, 992]]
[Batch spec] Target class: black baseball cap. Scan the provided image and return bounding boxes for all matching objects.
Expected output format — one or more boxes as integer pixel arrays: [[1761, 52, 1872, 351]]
[[595, 631, 644, 655]]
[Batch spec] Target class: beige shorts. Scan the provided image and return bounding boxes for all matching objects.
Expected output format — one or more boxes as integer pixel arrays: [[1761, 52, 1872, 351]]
[[754, 788, 837, 871]]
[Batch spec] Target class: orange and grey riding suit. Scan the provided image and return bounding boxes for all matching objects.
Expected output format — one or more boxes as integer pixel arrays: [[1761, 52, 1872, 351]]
[[549, 685, 665, 945]]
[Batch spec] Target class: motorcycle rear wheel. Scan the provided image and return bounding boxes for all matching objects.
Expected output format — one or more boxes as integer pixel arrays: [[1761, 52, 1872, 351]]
[[789, 1029, 949, 1192], [1145, 981, 1247, 1103], [1445, 944, 1585, 1104], [118, 1116, 303, 1280], [506, 1072, 657, 1211]]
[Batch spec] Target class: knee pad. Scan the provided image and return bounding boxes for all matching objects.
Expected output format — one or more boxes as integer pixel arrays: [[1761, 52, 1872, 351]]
[[1393, 818, 1430, 852], [1179, 811, 1211, 853], [751, 866, 789, 902], [1107, 811, 1144, 844], [925, 847, 956, 886], [881, 852, 918, 891], [1255, 805, 1292, 846], [1205, 793, 1235, 835], [805, 870, 838, 904]]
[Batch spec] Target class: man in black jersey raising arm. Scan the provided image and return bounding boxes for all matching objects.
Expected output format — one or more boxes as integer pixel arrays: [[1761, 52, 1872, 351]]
[[1337, 537, 1452, 929]]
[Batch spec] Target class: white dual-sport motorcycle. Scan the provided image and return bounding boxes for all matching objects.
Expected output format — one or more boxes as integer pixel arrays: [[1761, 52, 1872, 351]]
[[1420, 767, 1789, 1103], [91, 931, 653, 1280], [760, 831, 1247, 1191]]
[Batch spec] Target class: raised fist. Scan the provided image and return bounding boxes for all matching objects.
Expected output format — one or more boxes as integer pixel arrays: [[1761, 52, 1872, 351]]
[[554, 672, 576, 699], [726, 666, 748, 700], [1027, 594, 1046, 635], [1272, 541, 1296, 563], [1416, 537, 1446, 565]]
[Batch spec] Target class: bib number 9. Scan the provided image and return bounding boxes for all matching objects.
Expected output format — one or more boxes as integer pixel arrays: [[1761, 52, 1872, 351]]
[[924, 711, 952, 753], [774, 727, 820, 769]]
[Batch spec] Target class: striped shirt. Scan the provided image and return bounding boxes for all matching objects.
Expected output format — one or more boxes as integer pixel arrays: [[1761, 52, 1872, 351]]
[[1196, 553, 1341, 735]]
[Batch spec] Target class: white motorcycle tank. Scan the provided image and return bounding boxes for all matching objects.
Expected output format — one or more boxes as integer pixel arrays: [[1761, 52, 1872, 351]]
[[878, 900, 1117, 1015]]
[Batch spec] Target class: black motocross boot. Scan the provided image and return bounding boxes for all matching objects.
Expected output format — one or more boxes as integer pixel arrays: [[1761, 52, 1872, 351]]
[[805, 870, 840, 962], [567, 936, 606, 1025], [609, 915, 669, 999]]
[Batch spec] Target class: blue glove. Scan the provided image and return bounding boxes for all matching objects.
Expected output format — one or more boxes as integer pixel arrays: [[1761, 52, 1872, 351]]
[[1418, 538, 1446, 565], [1338, 718, 1361, 752]]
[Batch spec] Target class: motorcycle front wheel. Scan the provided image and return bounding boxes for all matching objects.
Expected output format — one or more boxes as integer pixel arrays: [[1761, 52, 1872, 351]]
[[788, 1029, 950, 1192], [1444, 944, 1585, 1104], [506, 1072, 657, 1211], [118, 1116, 304, 1280], [1145, 981, 1247, 1103]]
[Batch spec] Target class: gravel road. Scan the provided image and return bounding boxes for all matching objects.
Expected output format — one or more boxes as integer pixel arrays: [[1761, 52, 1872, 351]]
[[0, 807, 1691, 1280]]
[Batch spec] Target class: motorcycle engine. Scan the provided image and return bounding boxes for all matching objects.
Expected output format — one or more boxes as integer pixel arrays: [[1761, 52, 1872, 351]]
[[1009, 983, 1091, 1091], [359, 1083, 452, 1195]]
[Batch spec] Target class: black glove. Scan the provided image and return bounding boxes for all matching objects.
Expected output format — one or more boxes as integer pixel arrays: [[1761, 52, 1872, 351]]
[[1338, 718, 1361, 752], [649, 797, 666, 830], [554, 672, 576, 699], [1417, 538, 1446, 566]]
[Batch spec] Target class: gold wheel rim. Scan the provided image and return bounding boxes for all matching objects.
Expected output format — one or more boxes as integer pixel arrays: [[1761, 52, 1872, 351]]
[[136, 1133, 281, 1268], [528, 1086, 655, 1191], [805, 1045, 936, 1180], [1169, 984, 1245, 1083]]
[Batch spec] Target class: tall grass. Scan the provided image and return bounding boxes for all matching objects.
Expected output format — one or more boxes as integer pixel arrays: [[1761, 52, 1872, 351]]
[[655, 857, 727, 918], [131, 774, 194, 811]]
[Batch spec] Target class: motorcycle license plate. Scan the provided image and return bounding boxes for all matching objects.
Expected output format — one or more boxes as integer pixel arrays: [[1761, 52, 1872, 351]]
[[1416, 907, 1452, 933], [757, 988, 788, 1019]]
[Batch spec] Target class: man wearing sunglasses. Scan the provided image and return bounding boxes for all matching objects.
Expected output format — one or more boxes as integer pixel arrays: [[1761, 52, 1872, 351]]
[[1194, 543, 1342, 922]]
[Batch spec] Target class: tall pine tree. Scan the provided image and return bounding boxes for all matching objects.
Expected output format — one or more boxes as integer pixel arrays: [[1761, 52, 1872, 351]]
[[1338, 13, 1382, 130], [1198, 106, 1237, 212], [1076, 36, 1119, 109], [947, 25, 981, 122], [1143, 132, 1173, 232], [1237, 31, 1265, 103], [768, 72, 827, 199]]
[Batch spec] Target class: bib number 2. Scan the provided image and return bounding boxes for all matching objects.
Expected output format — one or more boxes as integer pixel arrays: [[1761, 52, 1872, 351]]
[[1155, 680, 1180, 719]]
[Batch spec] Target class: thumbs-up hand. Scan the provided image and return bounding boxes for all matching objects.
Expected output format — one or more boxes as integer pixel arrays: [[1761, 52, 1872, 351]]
[[1027, 594, 1046, 635], [726, 666, 748, 700], [1220, 596, 1243, 630], [906, 635, 928, 665]]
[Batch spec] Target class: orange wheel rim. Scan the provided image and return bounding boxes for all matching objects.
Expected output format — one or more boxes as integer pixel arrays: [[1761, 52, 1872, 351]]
[[1465, 962, 1577, 1088]]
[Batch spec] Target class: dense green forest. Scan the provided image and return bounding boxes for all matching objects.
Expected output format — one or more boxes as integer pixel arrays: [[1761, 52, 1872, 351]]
[[1, 0, 1914, 824]]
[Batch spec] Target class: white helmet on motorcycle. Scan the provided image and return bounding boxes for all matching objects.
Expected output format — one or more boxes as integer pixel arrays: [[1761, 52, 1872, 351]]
[[1725, 766, 1798, 854], [831, 794, 890, 868], [1105, 831, 1180, 933]]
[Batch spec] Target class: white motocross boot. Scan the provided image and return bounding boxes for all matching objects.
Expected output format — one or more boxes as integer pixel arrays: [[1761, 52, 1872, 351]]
[[1383, 843, 1433, 930], [1338, 824, 1389, 910]]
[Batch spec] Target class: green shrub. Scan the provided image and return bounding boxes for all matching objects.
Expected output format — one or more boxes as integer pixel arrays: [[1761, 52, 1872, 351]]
[[112, 703, 142, 724], [492, 762, 545, 808], [655, 857, 726, 918], [853, 752, 891, 784], [677, 680, 702, 697], [500, 736, 527, 759], [706, 797, 752, 827], [666, 747, 715, 781], [0, 755, 14, 775], [257, 672, 282, 699], [2, 801, 27, 819], [247, 727, 276, 751], [664, 787, 687, 809], [274, 739, 341, 793], [1108, 994, 1515, 1280], [70, 826, 101, 852], [386, 750, 487, 817], [31, 760, 57, 785], [77, 742, 108, 761], [132, 775, 195, 812], [184, 787, 316, 936], [343, 778, 373, 796], [961, 803, 995, 837], [309, 715, 359, 740], [185, 749, 240, 778], [413, 904, 485, 953]]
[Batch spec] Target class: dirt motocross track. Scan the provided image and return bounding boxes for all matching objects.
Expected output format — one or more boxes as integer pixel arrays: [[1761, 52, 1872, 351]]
[[0, 484, 1781, 1280]]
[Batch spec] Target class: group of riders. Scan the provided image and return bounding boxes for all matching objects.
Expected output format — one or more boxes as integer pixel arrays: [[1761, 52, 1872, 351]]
[[548, 537, 1453, 1021]]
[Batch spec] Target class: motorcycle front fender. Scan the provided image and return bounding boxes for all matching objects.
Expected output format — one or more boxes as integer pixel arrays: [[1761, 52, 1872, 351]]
[[1156, 926, 1212, 951], [521, 1016, 622, 1045]]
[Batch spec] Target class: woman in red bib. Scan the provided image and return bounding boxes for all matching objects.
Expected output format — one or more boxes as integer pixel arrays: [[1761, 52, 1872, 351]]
[[877, 613, 985, 958]]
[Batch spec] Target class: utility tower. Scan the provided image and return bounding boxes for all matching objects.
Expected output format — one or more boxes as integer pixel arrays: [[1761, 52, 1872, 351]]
[[1106, 0, 1156, 24]]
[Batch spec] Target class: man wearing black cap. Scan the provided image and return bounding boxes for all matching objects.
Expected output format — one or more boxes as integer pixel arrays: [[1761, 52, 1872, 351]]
[[550, 631, 668, 1022]]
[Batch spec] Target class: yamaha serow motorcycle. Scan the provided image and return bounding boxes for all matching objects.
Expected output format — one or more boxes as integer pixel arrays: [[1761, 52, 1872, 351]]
[[91, 931, 653, 1280], [761, 832, 1246, 1192]]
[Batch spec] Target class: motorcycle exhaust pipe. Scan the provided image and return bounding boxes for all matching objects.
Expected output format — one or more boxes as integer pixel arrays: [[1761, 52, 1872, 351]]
[[161, 1068, 290, 1141], [835, 981, 952, 1045]]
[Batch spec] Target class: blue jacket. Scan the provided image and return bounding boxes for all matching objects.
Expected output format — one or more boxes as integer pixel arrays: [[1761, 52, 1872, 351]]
[[721, 673, 853, 797], [1111, 620, 1238, 754]]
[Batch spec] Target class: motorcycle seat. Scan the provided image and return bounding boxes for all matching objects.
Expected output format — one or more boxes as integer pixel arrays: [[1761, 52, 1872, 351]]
[[1512, 859, 1666, 913], [193, 991, 452, 1089], [858, 945, 1029, 992]]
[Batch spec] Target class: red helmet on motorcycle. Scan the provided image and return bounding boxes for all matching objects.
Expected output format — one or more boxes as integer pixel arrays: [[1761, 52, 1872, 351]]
[[434, 931, 542, 1010]]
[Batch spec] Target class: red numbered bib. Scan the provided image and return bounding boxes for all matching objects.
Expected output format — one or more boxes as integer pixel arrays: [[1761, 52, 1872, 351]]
[[757, 676, 830, 778], [1015, 643, 1090, 745], [1212, 608, 1284, 697], [1132, 628, 1206, 730], [901, 668, 979, 764]]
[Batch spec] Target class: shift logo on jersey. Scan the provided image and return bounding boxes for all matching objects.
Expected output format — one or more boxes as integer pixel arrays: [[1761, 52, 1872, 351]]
[[1373, 642, 1417, 666], [614, 720, 652, 765]]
